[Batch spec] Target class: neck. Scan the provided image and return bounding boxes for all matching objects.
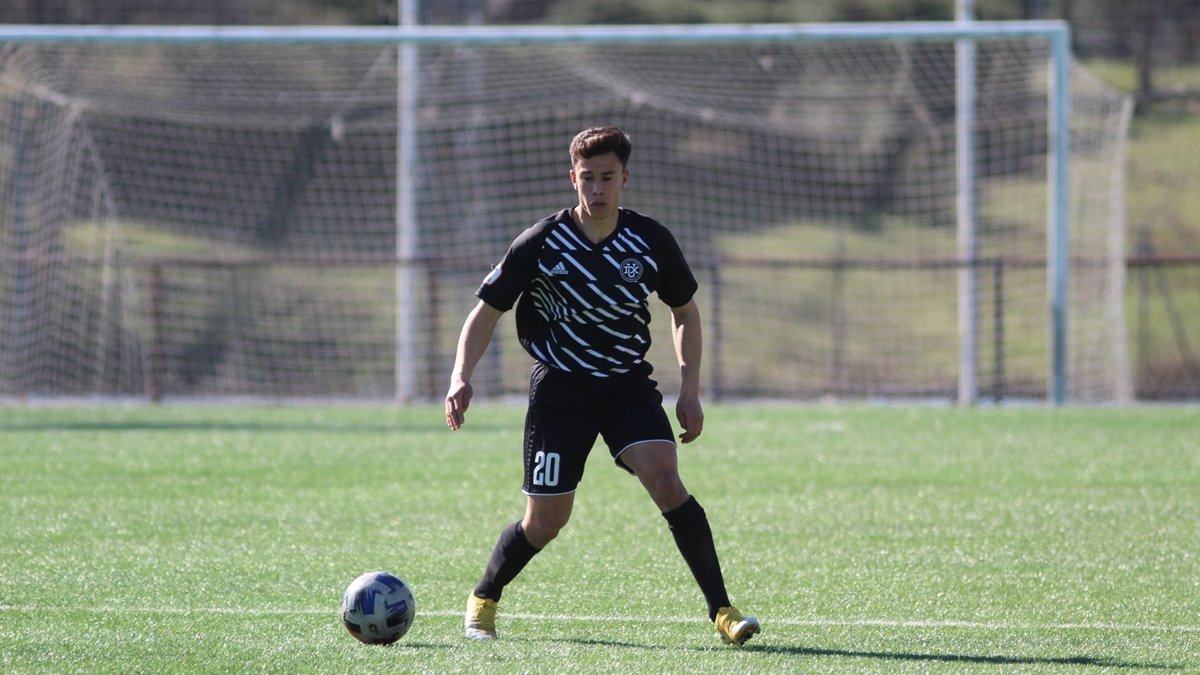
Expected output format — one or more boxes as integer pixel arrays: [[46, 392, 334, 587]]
[[572, 206, 618, 244]]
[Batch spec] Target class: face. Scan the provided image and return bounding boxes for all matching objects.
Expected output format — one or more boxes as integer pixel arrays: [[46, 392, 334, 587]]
[[570, 152, 627, 223]]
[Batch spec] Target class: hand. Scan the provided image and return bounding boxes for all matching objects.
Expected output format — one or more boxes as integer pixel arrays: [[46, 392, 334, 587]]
[[675, 393, 704, 444], [445, 380, 473, 430]]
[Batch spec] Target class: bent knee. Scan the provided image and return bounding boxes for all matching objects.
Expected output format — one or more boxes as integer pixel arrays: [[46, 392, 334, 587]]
[[647, 471, 689, 510], [523, 512, 570, 547], [523, 523, 563, 549]]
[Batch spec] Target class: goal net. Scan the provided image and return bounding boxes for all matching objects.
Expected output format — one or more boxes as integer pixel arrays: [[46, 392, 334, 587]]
[[0, 25, 1132, 402]]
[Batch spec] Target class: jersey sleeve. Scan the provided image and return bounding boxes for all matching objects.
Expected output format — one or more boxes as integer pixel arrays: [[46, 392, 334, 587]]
[[653, 226, 699, 308], [475, 221, 546, 311]]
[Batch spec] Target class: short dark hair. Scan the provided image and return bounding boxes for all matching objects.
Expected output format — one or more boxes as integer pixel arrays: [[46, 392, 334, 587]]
[[570, 126, 632, 169]]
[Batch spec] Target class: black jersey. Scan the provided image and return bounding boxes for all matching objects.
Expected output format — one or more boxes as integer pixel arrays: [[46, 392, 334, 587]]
[[477, 208, 698, 376]]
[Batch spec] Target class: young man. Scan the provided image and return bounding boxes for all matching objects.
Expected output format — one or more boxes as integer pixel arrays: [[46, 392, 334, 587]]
[[444, 126, 759, 646]]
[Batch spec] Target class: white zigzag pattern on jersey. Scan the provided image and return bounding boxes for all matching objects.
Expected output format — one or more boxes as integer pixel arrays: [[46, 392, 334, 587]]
[[556, 222, 590, 250], [561, 252, 596, 279]]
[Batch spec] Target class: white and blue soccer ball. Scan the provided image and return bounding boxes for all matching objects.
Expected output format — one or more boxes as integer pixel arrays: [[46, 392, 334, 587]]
[[341, 571, 416, 645]]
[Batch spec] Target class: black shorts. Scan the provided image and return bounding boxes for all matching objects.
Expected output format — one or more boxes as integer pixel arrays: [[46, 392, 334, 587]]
[[522, 361, 676, 496]]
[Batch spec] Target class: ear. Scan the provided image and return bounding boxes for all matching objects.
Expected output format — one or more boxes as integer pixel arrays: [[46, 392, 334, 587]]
[[621, 169, 629, 189], [569, 169, 578, 188]]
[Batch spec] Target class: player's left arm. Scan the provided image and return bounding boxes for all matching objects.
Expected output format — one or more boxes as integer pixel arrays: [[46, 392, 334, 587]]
[[670, 298, 704, 444]]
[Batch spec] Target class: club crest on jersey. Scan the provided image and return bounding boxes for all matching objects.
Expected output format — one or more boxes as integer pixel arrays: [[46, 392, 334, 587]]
[[620, 258, 643, 282]]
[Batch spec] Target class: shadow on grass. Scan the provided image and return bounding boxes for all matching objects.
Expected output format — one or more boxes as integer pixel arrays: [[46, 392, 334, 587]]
[[0, 420, 509, 434], [747, 644, 1182, 670], [550, 638, 1180, 670], [555, 638, 666, 650], [378, 641, 459, 651]]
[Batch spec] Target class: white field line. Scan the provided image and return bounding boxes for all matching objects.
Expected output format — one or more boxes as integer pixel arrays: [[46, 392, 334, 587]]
[[1, 605, 1197, 633]]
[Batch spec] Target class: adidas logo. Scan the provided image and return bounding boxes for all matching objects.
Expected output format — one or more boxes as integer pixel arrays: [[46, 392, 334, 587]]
[[548, 262, 569, 276]]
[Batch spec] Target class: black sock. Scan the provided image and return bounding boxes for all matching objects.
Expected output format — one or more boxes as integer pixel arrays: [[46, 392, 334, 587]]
[[663, 495, 730, 622], [473, 520, 540, 602]]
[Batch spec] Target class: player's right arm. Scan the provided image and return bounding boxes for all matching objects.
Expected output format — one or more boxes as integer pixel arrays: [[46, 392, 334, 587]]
[[445, 300, 505, 430], [448, 216, 552, 429]]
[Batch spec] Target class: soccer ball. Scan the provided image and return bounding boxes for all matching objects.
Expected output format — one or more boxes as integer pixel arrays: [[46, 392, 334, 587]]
[[340, 571, 416, 645]]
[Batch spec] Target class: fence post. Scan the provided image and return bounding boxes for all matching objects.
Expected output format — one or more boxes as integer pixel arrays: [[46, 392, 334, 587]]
[[831, 256, 846, 396], [426, 259, 439, 400], [992, 258, 1005, 403], [149, 263, 165, 402], [1136, 228, 1151, 389], [709, 259, 723, 402]]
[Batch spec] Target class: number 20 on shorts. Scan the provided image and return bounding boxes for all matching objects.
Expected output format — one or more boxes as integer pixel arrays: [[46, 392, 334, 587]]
[[532, 451, 560, 487]]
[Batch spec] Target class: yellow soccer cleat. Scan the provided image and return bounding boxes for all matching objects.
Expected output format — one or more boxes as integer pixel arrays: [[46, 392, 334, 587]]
[[714, 606, 761, 646], [464, 593, 498, 640]]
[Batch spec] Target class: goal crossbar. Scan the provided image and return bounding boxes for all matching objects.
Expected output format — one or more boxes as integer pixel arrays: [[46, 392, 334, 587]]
[[0, 21, 1068, 46]]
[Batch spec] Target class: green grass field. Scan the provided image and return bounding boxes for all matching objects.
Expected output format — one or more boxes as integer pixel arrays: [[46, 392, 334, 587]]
[[1, 403, 1197, 674]]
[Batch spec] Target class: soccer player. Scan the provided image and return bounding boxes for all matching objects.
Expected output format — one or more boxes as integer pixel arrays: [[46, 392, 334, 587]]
[[444, 126, 760, 646]]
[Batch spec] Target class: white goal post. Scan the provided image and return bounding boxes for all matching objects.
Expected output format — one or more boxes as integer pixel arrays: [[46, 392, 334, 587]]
[[0, 21, 1131, 403]]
